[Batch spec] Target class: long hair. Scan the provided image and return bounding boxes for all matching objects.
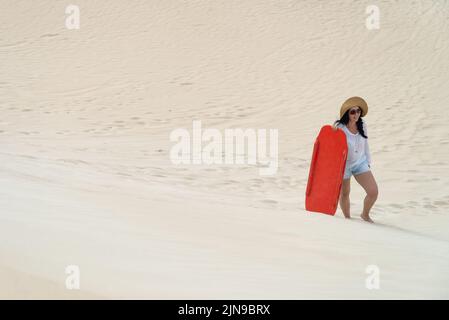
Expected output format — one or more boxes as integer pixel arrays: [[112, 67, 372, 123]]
[[334, 109, 368, 139]]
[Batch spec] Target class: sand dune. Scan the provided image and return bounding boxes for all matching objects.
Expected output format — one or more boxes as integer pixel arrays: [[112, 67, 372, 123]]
[[1, 0, 449, 298]]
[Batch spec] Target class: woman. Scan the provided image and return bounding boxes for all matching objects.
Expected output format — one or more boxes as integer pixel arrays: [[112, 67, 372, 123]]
[[333, 97, 378, 223]]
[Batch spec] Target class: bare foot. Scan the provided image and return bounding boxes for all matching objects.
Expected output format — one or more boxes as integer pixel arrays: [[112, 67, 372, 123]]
[[360, 214, 374, 223]]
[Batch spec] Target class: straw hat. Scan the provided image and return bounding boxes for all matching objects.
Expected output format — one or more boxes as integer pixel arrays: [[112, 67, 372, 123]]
[[340, 96, 368, 118]]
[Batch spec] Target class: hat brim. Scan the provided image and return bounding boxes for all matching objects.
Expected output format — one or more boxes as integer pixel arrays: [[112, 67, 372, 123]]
[[340, 97, 368, 118]]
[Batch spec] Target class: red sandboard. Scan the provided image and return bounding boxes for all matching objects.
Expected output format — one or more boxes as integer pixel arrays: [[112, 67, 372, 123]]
[[305, 125, 348, 215]]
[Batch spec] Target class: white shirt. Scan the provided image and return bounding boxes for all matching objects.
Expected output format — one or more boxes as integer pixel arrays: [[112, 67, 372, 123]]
[[337, 122, 371, 167]]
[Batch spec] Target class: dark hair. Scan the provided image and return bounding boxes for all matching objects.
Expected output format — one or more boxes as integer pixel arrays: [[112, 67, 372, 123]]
[[334, 108, 368, 139]]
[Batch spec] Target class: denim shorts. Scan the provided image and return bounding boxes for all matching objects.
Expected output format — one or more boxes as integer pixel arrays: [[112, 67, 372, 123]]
[[343, 159, 370, 180]]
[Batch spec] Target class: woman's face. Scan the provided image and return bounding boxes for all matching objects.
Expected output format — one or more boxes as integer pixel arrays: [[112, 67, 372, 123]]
[[348, 107, 362, 122]]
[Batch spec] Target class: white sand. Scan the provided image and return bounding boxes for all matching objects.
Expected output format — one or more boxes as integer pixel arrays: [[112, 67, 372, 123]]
[[1, 0, 449, 299]]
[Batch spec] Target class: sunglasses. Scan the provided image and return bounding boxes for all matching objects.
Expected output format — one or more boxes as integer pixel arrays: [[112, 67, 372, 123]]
[[349, 108, 361, 115]]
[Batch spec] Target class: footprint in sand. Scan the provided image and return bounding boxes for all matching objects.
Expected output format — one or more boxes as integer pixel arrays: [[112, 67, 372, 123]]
[[433, 200, 449, 207], [261, 199, 278, 205], [40, 33, 59, 38]]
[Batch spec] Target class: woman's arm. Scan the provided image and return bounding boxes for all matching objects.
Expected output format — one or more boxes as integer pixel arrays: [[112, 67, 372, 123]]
[[366, 140, 372, 166], [363, 122, 372, 166]]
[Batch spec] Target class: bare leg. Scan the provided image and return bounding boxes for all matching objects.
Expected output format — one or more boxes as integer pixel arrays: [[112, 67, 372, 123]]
[[354, 171, 378, 223], [339, 178, 351, 219]]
